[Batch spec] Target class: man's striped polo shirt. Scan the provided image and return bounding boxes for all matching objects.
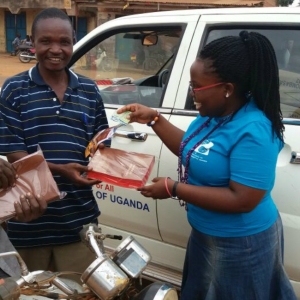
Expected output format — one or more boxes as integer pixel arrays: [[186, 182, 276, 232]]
[[0, 64, 108, 248]]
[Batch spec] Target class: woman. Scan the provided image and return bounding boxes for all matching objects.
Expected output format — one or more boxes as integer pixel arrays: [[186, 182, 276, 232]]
[[117, 31, 297, 299]]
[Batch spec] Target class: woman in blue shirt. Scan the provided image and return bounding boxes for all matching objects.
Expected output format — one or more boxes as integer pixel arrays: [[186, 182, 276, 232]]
[[117, 31, 296, 299]]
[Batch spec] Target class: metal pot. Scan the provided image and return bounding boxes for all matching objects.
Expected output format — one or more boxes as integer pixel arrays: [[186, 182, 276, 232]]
[[81, 254, 129, 300]]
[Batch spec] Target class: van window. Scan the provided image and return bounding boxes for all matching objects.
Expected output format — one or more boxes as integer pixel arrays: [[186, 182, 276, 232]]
[[72, 28, 182, 108], [186, 28, 300, 119]]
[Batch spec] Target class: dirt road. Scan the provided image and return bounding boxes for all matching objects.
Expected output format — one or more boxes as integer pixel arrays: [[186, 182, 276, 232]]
[[0, 51, 147, 87], [0, 52, 36, 86]]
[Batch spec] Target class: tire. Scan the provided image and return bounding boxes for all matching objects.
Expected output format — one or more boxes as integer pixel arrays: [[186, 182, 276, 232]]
[[102, 58, 113, 72], [19, 51, 31, 63]]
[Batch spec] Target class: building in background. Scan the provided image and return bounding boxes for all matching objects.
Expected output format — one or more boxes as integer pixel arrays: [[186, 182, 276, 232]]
[[0, 0, 277, 53]]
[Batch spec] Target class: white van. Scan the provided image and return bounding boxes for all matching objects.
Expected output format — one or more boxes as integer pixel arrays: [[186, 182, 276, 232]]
[[70, 7, 300, 297]]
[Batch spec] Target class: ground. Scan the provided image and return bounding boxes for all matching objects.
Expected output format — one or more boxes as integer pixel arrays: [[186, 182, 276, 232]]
[[0, 52, 35, 86], [0, 51, 152, 87]]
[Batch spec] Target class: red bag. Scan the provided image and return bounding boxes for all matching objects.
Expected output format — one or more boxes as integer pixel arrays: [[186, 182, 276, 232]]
[[0, 149, 62, 222], [87, 148, 155, 189]]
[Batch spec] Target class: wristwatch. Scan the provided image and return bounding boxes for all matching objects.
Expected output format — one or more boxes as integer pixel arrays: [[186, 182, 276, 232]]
[[171, 181, 180, 200]]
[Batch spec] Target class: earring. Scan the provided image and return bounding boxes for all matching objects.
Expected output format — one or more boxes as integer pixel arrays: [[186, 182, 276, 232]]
[[226, 93, 229, 98]]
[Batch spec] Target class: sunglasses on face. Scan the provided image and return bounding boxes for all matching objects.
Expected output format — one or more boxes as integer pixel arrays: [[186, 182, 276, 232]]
[[189, 81, 224, 94]]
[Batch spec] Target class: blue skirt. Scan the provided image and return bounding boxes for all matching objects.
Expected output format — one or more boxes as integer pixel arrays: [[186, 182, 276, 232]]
[[180, 214, 297, 300]]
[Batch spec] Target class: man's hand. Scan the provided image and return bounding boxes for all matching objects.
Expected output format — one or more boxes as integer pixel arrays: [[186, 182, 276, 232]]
[[59, 163, 101, 186], [0, 158, 17, 190], [13, 193, 47, 222]]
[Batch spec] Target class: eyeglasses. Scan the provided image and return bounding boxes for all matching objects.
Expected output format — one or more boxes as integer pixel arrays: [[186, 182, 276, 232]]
[[189, 81, 224, 94]]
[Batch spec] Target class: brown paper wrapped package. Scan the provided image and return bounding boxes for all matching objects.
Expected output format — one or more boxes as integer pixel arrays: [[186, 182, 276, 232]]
[[87, 148, 155, 188], [0, 150, 61, 222]]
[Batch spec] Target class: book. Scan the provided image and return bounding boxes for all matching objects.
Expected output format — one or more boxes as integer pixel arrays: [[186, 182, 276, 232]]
[[0, 149, 61, 222]]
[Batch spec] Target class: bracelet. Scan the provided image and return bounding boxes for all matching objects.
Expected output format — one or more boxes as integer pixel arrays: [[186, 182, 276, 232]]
[[171, 181, 180, 200], [147, 110, 160, 127], [164, 177, 172, 197]]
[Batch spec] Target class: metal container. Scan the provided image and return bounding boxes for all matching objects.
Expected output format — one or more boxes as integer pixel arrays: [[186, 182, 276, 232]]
[[81, 255, 129, 300], [110, 236, 151, 278]]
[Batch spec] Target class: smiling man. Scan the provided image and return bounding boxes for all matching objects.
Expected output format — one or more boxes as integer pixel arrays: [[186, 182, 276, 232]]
[[0, 8, 109, 276]]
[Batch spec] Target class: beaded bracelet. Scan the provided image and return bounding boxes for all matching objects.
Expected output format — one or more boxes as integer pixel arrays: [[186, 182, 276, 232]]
[[147, 110, 160, 127], [164, 177, 172, 197]]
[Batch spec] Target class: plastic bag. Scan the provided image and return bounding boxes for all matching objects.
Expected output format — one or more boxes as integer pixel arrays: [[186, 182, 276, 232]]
[[87, 148, 155, 189], [0, 147, 62, 222]]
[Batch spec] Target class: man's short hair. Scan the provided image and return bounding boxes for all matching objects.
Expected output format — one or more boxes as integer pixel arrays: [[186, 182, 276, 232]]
[[31, 8, 72, 37]]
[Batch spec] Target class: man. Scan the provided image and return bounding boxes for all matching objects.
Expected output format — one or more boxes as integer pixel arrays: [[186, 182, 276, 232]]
[[0, 158, 47, 278], [23, 35, 33, 47], [11, 33, 21, 56], [0, 8, 108, 274]]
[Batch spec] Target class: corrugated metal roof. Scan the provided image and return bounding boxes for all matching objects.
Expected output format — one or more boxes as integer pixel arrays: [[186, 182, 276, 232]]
[[125, 0, 263, 5]]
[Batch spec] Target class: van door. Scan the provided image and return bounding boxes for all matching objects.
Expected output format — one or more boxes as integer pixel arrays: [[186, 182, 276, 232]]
[[158, 13, 300, 288], [70, 14, 200, 253]]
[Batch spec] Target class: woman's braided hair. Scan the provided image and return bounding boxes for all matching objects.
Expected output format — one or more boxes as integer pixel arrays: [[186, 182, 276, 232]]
[[199, 30, 284, 141]]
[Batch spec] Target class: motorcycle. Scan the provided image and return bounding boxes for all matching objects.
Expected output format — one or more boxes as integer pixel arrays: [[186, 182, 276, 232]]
[[18, 46, 37, 63], [0, 224, 178, 300], [94, 47, 113, 72]]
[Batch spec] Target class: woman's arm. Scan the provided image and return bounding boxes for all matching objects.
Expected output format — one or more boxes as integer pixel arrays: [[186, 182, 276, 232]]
[[174, 179, 265, 213], [139, 177, 265, 213], [117, 104, 185, 156]]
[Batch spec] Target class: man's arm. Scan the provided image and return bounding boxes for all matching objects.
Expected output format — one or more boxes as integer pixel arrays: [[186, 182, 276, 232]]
[[7, 150, 99, 187]]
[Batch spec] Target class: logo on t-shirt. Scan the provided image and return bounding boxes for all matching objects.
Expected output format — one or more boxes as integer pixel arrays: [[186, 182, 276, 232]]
[[194, 139, 214, 156]]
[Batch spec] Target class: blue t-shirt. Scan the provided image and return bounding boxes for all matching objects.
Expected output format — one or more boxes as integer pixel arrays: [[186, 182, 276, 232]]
[[182, 99, 283, 237]]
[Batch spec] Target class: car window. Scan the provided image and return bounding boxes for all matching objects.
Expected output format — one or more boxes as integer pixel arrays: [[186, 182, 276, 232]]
[[72, 28, 182, 108], [185, 28, 300, 119]]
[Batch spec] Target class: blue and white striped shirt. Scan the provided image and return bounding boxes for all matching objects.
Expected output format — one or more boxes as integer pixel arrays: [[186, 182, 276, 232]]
[[0, 64, 108, 247]]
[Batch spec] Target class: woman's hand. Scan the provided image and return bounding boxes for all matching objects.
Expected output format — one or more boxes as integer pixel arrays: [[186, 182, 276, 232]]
[[137, 177, 170, 199], [59, 163, 101, 186], [117, 103, 158, 125], [13, 193, 47, 222]]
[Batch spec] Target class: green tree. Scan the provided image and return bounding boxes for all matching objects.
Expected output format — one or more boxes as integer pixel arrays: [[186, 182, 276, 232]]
[[278, 0, 294, 6]]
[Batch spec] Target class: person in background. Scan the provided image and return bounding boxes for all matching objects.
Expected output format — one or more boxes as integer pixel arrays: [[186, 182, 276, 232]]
[[11, 33, 21, 56], [278, 39, 294, 69], [117, 31, 297, 299], [0, 7, 108, 277], [23, 35, 33, 47]]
